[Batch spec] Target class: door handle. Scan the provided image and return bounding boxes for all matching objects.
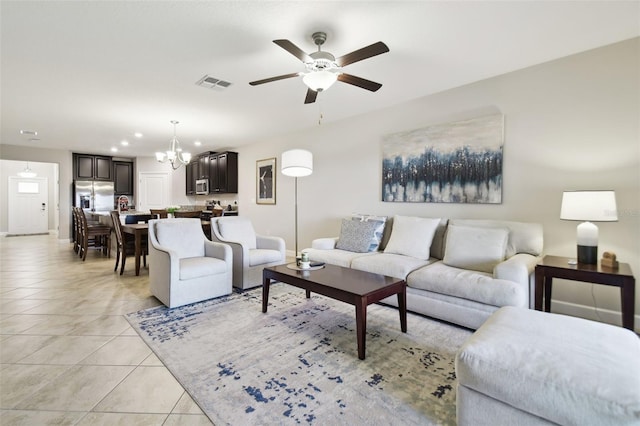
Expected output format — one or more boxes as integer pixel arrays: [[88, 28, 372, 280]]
[[41, 203, 46, 211]]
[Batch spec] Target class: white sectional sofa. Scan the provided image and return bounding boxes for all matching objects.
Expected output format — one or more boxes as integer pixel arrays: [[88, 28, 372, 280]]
[[304, 215, 543, 329]]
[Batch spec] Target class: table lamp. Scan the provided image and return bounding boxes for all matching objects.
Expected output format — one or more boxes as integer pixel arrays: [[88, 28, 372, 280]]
[[560, 190, 618, 264], [281, 149, 313, 256]]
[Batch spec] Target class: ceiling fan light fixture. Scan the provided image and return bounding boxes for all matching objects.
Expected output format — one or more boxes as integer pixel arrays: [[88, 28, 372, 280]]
[[303, 70, 338, 92]]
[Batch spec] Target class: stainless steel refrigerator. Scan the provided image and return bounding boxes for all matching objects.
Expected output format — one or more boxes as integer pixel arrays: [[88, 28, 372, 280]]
[[74, 180, 115, 212]]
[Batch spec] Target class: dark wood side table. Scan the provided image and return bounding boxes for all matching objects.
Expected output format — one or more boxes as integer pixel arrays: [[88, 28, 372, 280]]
[[534, 255, 635, 330]]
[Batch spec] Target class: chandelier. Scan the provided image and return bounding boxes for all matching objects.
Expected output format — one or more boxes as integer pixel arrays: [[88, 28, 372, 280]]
[[155, 120, 192, 170]]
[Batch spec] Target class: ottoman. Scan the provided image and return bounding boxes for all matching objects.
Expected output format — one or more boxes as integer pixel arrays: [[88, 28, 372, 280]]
[[455, 306, 640, 426]]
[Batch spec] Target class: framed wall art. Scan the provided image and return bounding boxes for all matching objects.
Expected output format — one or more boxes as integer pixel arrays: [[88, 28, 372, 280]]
[[382, 113, 504, 204], [256, 157, 276, 204]]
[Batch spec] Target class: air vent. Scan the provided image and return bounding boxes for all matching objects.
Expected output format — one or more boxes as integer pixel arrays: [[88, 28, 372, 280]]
[[196, 75, 232, 90]]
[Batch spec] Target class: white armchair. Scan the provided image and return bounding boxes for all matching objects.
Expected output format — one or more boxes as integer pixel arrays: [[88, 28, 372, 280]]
[[209, 217, 285, 290], [148, 218, 232, 308]]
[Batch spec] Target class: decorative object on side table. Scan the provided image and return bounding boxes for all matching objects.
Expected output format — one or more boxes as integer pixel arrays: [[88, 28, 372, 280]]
[[601, 251, 619, 269], [560, 190, 618, 265], [256, 157, 276, 204]]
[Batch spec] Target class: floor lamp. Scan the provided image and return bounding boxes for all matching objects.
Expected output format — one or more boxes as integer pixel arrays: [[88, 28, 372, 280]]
[[281, 149, 313, 256]]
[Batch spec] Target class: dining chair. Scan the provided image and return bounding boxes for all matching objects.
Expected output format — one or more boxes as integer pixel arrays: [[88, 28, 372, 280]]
[[124, 214, 155, 224], [173, 210, 203, 218], [150, 209, 168, 219], [76, 207, 111, 261], [110, 210, 146, 275]]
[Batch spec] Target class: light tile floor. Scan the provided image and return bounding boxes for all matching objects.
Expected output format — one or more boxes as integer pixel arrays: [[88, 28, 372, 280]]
[[0, 233, 214, 425]]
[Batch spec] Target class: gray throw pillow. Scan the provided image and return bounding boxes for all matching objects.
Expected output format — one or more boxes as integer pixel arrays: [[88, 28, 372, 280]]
[[336, 219, 381, 253]]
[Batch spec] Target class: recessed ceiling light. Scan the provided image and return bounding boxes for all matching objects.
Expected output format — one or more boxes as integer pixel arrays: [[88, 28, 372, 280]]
[[194, 141, 202, 146], [111, 147, 118, 152], [121, 140, 129, 146], [134, 132, 143, 138], [20, 130, 38, 136]]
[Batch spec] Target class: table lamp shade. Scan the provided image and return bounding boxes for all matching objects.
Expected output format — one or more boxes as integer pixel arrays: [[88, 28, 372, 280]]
[[560, 190, 617, 265], [282, 149, 313, 177]]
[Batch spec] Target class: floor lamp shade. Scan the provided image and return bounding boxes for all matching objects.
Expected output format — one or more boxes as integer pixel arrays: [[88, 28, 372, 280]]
[[560, 190, 618, 264], [281, 149, 313, 177]]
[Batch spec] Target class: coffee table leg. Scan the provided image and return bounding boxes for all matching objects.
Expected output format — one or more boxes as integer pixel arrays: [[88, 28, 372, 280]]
[[262, 276, 270, 313], [355, 298, 366, 360], [397, 288, 407, 333]]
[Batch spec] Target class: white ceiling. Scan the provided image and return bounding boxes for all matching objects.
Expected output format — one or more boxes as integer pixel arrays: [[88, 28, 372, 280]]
[[2, 1, 638, 158]]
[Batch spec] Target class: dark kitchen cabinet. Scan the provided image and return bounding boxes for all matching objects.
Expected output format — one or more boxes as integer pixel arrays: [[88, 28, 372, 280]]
[[209, 151, 238, 193], [185, 161, 196, 195], [113, 161, 133, 195], [73, 154, 112, 181], [197, 154, 210, 179]]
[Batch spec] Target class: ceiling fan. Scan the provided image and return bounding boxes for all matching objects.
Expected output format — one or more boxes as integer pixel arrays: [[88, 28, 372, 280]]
[[249, 32, 389, 104]]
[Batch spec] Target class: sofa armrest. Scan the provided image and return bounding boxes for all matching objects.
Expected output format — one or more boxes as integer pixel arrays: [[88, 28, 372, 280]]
[[256, 235, 285, 253], [312, 237, 338, 250], [494, 253, 539, 287]]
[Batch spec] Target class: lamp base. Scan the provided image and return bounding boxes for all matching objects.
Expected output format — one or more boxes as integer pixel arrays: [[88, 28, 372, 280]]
[[577, 245, 597, 265]]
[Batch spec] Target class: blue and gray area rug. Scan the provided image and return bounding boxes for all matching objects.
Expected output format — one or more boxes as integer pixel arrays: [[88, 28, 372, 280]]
[[126, 284, 472, 425]]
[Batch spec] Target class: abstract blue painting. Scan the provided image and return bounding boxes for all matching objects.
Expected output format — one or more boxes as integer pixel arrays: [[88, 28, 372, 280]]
[[382, 113, 504, 203]]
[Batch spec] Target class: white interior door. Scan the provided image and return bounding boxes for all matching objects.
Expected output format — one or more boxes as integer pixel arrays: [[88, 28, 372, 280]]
[[8, 176, 49, 235], [138, 172, 170, 211]]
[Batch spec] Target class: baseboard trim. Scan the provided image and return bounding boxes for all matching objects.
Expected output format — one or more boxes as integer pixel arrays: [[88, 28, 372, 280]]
[[550, 299, 639, 333]]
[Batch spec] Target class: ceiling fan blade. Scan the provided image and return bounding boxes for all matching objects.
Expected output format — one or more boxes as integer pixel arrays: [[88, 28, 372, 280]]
[[335, 41, 389, 67], [249, 72, 300, 86], [304, 88, 318, 104], [337, 73, 382, 92], [273, 39, 313, 63]]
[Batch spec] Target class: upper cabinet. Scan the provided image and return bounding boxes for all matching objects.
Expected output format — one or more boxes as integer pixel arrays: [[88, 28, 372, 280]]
[[74, 154, 112, 181], [185, 161, 197, 195], [185, 151, 238, 195], [113, 161, 134, 195], [210, 151, 238, 193]]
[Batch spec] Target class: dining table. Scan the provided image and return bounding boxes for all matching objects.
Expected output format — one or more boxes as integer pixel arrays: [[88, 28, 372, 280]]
[[120, 219, 213, 276], [120, 223, 148, 276]]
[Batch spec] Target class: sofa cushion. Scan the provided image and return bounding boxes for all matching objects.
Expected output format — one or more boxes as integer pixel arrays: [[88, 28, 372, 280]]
[[305, 247, 375, 268], [443, 225, 508, 273], [217, 217, 257, 250], [407, 262, 526, 307], [179, 256, 227, 280], [155, 219, 205, 259], [351, 214, 387, 252], [450, 219, 543, 257], [351, 253, 432, 280], [336, 219, 381, 253], [383, 215, 441, 260]]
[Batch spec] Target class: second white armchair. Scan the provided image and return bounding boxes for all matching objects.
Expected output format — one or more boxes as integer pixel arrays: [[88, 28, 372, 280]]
[[210, 217, 285, 290]]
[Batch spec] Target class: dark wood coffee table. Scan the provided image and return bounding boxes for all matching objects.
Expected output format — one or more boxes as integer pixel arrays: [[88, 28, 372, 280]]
[[262, 263, 407, 360]]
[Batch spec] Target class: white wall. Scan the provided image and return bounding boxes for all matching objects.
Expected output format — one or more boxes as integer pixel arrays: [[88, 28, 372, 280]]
[[235, 38, 640, 328]]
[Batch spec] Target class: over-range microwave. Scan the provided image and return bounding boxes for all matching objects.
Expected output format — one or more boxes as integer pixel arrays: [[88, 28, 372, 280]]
[[195, 179, 209, 195]]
